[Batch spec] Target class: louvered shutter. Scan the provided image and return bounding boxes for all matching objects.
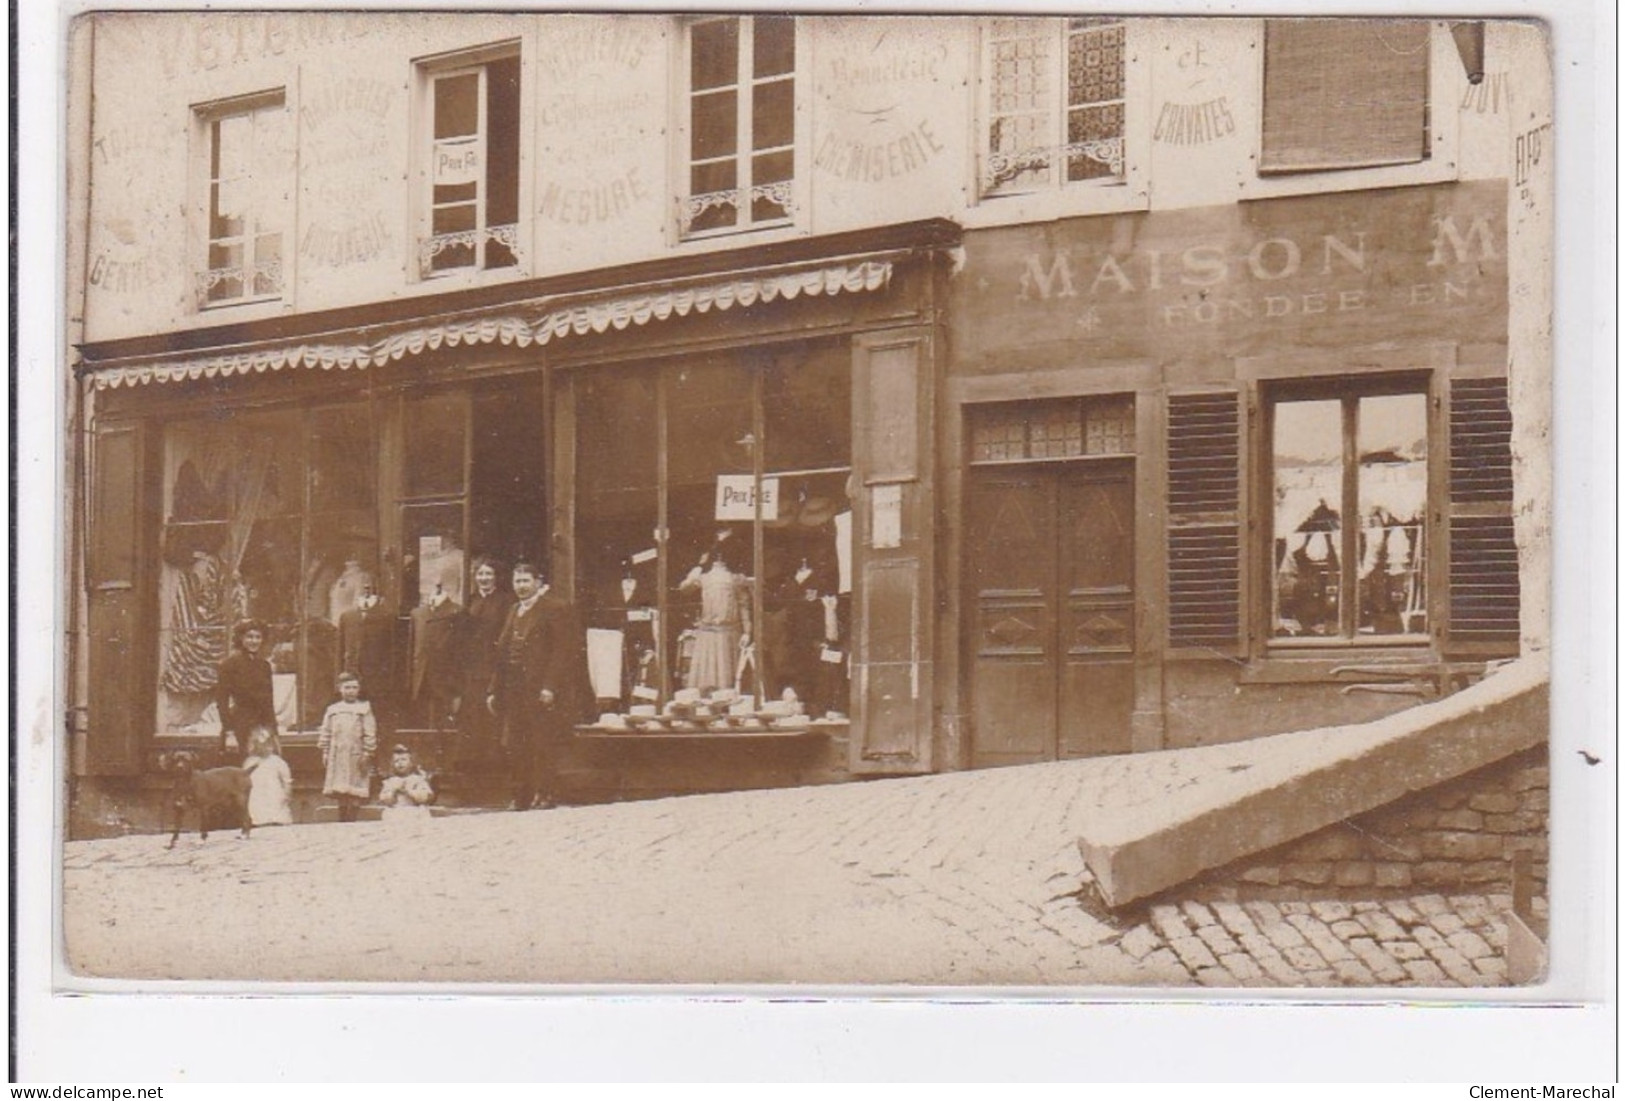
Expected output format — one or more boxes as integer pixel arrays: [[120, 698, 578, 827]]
[[1443, 377, 1520, 654], [1166, 392, 1243, 654]]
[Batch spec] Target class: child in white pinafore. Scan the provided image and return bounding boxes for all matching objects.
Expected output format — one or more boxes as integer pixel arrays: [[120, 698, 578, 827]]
[[319, 672, 376, 823], [243, 726, 294, 827], [377, 744, 436, 824]]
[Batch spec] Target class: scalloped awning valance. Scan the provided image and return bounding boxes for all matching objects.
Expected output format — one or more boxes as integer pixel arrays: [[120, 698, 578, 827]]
[[84, 259, 894, 390]]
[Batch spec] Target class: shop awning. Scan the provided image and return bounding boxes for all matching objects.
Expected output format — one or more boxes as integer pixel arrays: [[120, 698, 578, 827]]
[[81, 259, 895, 390]]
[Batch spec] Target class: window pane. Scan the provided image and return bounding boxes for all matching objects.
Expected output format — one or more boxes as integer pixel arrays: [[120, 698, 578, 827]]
[[211, 179, 246, 240], [1272, 399, 1343, 638], [990, 28, 1049, 112], [1356, 393, 1428, 636], [215, 114, 252, 179], [1065, 102, 1124, 182], [576, 369, 659, 705], [404, 394, 467, 498], [691, 89, 739, 162], [251, 233, 281, 295], [1084, 396, 1135, 455], [434, 72, 479, 140], [753, 16, 796, 78], [310, 405, 375, 514], [763, 345, 850, 474], [971, 412, 1026, 462], [402, 502, 466, 612], [157, 411, 304, 737], [691, 18, 739, 91], [1262, 20, 1428, 172], [1067, 20, 1124, 106], [1029, 403, 1082, 458], [752, 78, 794, 151], [666, 361, 754, 697], [485, 55, 522, 228]]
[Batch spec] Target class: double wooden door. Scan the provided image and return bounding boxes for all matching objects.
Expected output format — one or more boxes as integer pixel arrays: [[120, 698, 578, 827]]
[[966, 461, 1136, 765]]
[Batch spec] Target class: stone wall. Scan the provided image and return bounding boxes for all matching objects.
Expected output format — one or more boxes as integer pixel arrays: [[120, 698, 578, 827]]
[[1191, 746, 1548, 903]]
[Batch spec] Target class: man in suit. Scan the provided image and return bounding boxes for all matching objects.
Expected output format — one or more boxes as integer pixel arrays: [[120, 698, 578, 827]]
[[485, 561, 587, 810], [461, 558, 513, 770]]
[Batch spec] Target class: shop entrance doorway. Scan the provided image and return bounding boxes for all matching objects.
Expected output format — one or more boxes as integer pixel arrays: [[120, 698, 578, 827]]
[[965, 461, 1135, 766]]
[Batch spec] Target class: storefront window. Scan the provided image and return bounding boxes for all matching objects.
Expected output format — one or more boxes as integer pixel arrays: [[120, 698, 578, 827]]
[[575, 344, 852, 727], [1270, 389, 1428, 640], [157, 407, 377, 738]]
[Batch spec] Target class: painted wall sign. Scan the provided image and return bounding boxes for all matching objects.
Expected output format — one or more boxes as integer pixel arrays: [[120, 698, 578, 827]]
[[1152, 97, 1236, 145], [536, 19, 659, 228], [298, 75, 398, 269], [813, 23, 950, 184], [189, 13, 374, 72], [952, 181, 1509, 366]]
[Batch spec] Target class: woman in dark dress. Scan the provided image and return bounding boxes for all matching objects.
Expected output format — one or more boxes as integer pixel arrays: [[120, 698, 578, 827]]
[[215, 619, 276, 759]]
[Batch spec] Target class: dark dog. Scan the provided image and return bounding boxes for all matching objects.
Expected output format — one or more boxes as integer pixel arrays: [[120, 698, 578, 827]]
[[165, 750, 253, 849]]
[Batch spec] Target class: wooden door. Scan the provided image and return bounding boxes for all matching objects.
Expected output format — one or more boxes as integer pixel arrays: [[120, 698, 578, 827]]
[[967, 462, 1135, 766]]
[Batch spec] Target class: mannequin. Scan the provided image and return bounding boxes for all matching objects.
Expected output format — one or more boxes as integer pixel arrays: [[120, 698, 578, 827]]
[[328, 558, 374, 626], [678, 545, 751, 694], [338, 586, 397, 737], [409, 579, 467, 746]]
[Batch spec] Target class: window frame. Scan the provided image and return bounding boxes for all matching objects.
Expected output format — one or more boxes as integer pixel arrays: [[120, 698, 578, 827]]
[[965, 16, 1149, 224], [412, 40, 527, 283], [675, 14, 803, 242], [1240, 18, 1459, 201], [191, 89, 289, 312], [1257, 370, 1438, 653]]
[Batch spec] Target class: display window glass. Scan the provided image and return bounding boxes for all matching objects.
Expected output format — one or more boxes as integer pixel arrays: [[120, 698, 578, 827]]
[[1270, 387, 1428, 642], [574, 343, 852, 730], [156, 404, 379, 739]]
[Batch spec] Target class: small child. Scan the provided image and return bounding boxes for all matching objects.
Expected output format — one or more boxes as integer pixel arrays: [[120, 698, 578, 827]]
[[319, 672, 376, 823], [377, 744, 436, 823], [243, 726, 294, 827]]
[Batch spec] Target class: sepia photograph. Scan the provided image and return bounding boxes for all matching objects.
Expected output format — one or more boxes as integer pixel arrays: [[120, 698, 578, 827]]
[[49, 6, 1570, 995]]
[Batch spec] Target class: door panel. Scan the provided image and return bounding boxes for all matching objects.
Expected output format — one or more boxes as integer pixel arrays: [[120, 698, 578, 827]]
[[1058, 470, 1135, 757], [969, 463, 1136, 765], [967, 475, 1056, 765]]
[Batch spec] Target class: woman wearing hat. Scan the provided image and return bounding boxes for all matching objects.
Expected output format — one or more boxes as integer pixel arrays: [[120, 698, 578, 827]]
[[214, 619, 276, 759]]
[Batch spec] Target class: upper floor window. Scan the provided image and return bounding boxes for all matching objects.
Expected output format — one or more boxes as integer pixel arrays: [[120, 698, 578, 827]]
[[1261, 19, 1430, 174], [196, 91, 288, 308], [980, 17, 1125, 198], [679, 15, 796, 239], [418, 46, 521, 278]]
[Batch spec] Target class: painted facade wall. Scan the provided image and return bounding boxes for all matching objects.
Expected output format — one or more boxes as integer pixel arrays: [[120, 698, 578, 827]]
[[75, 14, 1512, 344]]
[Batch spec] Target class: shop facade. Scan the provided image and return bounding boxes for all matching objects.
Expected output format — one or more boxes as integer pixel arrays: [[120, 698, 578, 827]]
[[79, 222, 957, 801], [66, 13, 1535, 820]]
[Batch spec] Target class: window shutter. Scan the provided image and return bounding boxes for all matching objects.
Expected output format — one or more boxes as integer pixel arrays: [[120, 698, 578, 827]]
[[86, 424, 145, 775], [1166, 392, 1243, 654], [849, 328, 934, 775], [1261, 19, 1429, 173], [1444, 377, 1520, 653]]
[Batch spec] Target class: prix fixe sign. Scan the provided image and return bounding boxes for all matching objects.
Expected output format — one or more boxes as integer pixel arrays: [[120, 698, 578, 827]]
[[715, 476, 779, 522]]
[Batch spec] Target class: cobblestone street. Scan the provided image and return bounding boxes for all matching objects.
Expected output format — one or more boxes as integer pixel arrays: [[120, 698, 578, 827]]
[[63, 759, 1529, 988]]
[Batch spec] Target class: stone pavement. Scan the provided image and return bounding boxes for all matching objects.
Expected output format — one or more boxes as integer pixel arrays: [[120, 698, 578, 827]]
[[62, 758, 1527, 988]]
